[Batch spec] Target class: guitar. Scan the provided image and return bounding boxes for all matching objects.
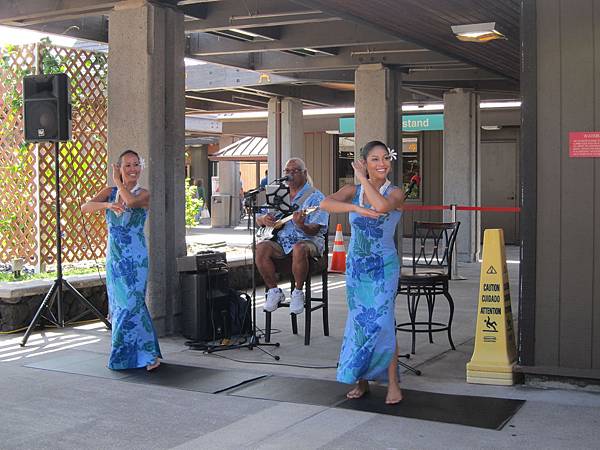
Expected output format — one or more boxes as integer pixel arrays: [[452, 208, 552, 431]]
[[256, 207, 319, 243]]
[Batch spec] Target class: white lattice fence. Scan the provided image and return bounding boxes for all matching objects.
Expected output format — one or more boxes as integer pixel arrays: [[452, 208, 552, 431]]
[[0, 44, 38, 265], [0, 43, 108, 266]]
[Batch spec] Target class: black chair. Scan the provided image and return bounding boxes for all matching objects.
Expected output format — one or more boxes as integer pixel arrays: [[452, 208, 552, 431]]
[[264, 234, 329, 345], [396, 221, 460, 354]]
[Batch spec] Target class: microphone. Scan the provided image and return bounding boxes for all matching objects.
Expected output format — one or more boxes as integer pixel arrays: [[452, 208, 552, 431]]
[[243, 186, 264, 198], [271, 175, 290, 184]]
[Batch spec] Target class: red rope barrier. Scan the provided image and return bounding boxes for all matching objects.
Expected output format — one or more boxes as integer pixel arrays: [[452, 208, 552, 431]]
[[456, 206, 521, 212], [402, 205, 450, 211], [404, 204, 521, 213]]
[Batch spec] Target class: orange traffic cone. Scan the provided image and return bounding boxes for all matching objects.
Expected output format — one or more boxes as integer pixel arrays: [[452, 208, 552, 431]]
[[329, 224, 346, 273]]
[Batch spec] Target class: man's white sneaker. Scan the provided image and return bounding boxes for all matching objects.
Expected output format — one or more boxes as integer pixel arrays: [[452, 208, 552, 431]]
[[264, 288, 285, 312], [290, 289, 305, 315]]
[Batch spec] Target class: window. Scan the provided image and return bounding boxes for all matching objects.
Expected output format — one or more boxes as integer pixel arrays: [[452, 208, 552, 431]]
[[402, 133, 421, 200], [336, 136, 355, 191]]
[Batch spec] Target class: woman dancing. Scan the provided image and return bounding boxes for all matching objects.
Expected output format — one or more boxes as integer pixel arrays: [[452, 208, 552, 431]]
[[82, 149, 161, 371], [320, 140, 404, 404]]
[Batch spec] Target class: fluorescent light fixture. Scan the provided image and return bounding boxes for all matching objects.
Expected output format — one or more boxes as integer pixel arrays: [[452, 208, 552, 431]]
[[480, 101, 521, 109], [403, 104, 444, 112], [451, 22, 506, 43], [229, 28, 261, 38], [211, 100, 521, 120], [481, 125, 502, 131], [303, 107, 354, 116], [184, 58, 206, 66], [216, 111, 268, 120]]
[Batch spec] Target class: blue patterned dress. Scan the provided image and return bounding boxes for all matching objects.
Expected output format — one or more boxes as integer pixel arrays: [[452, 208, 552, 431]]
[[337, 184, 402, 384], [105, 187, 162, 370]]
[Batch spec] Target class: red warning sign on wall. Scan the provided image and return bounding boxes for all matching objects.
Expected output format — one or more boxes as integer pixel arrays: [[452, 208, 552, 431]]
[[569, 132, 600, 157]]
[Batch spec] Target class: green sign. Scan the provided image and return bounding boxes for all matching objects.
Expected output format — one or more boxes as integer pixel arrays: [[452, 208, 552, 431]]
[[339, 114, 444, 134], [402, 114, 444, 131], [339, 117, 355, 134]]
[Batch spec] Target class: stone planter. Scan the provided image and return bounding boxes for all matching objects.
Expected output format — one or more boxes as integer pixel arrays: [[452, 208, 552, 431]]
[[0, 276, 108, 332]]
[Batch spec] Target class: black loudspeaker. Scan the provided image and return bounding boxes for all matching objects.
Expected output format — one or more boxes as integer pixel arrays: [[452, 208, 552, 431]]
[[181, 268, 231, 342], [23, 73, 71, 142]]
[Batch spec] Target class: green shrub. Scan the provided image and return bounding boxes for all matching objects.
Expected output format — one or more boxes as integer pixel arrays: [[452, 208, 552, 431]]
[[185, 178, 202, 226]]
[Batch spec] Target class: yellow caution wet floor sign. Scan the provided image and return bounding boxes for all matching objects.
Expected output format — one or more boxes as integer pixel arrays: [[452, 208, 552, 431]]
[[466, 229, 517, 385]]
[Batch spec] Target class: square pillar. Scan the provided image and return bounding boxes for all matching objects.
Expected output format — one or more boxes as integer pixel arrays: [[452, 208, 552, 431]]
[[267, 97, 304, 178], [443, 88, 481, 262], [216, 160, 241, 226], [355, 64, 400, 154], [354, 64, 403, 252], [108, 2, 185, 335]]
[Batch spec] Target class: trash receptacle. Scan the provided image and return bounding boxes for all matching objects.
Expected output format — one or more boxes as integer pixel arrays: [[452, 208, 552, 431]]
[[211, 194, 231, 227]]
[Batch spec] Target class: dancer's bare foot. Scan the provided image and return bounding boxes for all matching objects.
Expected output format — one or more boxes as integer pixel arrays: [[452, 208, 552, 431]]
[[385, 383, 403, 404], [146, 359, 161, 371], [346, 380, 369, 399]]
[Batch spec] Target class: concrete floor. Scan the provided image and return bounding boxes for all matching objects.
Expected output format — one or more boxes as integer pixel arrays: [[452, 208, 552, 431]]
[[1, 227, 599, 449]]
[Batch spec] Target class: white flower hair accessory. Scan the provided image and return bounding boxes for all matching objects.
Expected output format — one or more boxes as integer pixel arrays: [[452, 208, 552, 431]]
[[139, 157, 146, 170], [387, 147, 398, 160]]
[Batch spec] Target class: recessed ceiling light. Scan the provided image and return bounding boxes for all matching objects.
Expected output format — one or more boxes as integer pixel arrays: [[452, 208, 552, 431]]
[[451, 22, 506, 43]]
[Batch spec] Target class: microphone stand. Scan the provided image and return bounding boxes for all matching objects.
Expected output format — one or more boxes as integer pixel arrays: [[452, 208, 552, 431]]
[[200, 186, 281, 360]]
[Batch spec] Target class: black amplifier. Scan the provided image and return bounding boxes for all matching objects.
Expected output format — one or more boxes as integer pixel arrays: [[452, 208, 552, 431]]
[[176, 250, 227, 273]]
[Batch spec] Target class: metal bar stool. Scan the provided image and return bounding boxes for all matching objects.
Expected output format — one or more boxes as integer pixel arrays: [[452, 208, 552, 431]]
[[396, 221, 460, 354]]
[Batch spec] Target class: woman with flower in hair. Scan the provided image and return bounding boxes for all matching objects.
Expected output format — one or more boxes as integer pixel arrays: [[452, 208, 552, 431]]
[[320, 140, 404, 404], [82, 149, 161, 371]]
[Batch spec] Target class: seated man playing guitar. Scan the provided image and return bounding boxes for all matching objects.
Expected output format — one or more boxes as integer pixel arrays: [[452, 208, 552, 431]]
[[256, 158, 329, 315]]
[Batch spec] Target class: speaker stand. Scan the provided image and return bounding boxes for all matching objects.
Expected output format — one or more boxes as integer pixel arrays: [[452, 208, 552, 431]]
[[21, 142, 111, 347]]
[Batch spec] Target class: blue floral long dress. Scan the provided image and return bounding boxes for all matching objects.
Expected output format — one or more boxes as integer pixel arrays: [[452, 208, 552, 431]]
[[105, 187, 162, 370], [337, 184, 402, 384]]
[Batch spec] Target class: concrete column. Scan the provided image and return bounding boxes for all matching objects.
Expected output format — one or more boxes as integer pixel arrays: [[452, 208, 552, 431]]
[[108, 2, 185, 335], [442, 88, 481, 262], [355, 64, 400, 158], [267, 97, 304, 179], [354, 64, 403, 252], [217, 160, 241, 226], [190, 145, 209, 189]]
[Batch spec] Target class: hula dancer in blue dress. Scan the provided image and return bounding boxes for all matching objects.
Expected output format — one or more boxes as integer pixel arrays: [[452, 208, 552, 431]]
[[320, 141, 404, 404], [82, 150, 162, 371]]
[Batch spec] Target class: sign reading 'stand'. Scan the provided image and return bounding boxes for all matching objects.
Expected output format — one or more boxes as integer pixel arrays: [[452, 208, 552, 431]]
[[401, 114, 444, 131], [339, 114, 444, 134]]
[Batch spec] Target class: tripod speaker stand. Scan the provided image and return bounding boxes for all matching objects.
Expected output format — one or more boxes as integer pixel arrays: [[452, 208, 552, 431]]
[[20, 74, 110, 346], [20, 142, 111, 347]]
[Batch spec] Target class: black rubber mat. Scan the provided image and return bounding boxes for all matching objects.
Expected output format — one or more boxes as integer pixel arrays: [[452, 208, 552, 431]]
[[228, 375, 350, 406], [123, 362, 267, 393], [25, 351, 266, 393], [337, 385, 525, 430]]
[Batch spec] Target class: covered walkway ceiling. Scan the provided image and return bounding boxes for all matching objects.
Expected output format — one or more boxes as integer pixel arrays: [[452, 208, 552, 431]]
[[0, 0, 520, 113]]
